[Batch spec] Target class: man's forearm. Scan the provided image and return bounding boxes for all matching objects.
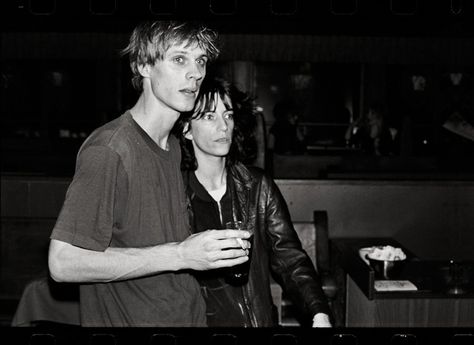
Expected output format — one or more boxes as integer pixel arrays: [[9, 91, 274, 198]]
[[49, 239, 183, 283], [48, 230, 251, 283]]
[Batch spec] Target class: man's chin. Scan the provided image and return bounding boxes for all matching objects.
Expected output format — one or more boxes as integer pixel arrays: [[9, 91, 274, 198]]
[[179, 102, 196, 113]]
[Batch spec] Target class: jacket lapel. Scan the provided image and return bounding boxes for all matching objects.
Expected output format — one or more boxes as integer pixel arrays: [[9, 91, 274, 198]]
[[230, 163, 252, 226]]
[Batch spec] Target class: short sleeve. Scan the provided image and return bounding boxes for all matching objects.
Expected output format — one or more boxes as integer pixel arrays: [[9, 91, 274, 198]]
[[51, 145, 122, 251]]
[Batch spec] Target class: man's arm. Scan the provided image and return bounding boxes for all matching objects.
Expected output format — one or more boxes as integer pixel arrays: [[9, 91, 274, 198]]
[[49, 229, 251, 283]]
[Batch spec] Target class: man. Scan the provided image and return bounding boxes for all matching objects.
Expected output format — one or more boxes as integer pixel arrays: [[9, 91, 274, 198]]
[[176, 77, 332, 327], [269, 99, 306, 155], [47, 21, 251, 327]]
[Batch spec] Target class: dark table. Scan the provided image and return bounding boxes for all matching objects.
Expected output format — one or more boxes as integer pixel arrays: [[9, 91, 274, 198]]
[[332, 237, 474, 327]]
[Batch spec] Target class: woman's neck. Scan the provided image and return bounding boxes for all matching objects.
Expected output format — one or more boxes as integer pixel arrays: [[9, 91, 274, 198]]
[[194, 157, 227, 192]]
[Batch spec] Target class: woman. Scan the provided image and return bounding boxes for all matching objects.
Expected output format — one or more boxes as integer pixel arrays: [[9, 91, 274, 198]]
[[175, 77, 332, 327]]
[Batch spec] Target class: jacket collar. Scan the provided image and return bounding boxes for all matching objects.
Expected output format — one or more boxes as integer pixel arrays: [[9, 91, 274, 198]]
[[229, 162, 253, 193]]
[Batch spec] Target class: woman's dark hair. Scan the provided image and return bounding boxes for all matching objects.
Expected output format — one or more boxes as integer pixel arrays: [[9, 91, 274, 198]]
[[174, 76, 257, 171]]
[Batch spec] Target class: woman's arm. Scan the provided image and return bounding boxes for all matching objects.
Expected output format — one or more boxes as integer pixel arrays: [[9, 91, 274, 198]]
[[263, 175, 332, 324]]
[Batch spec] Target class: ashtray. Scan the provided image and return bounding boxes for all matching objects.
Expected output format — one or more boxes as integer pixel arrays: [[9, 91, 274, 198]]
[[362, 245, 407, 280]]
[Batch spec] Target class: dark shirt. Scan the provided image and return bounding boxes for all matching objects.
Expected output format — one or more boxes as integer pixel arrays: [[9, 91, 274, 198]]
[[50, 112, 206, 327], [187, 172, 253, 327]]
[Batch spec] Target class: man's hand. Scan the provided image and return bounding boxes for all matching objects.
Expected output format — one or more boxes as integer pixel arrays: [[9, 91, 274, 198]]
[[48, 230, 252, 283], [176, 229, 252, 271]]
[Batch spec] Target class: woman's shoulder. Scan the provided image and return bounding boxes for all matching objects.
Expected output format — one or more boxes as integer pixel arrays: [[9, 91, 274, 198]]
[[234, 164, 273, 185], [233, 162, 261, 175]]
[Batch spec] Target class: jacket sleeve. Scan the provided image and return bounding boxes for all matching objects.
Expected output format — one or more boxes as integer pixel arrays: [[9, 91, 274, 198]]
[[261, 174, 331, 320]]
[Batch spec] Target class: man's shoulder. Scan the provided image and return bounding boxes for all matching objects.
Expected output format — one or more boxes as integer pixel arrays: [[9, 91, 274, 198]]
[[82, 112, 133, 151]]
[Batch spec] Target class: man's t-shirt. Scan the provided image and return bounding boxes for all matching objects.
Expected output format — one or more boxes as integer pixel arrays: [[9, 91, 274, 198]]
[[50, 111, 206, 327]]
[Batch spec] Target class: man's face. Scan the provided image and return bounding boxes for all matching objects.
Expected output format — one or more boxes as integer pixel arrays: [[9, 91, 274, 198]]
[[185, 95, 235, 160], [146, 41, 208, 113]]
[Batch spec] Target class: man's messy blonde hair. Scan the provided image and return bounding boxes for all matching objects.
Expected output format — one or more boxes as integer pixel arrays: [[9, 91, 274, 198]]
[[121, 20, 220, 91]]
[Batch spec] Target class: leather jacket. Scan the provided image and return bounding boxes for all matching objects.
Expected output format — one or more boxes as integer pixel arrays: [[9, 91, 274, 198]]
[[184, 163, 330, 327]]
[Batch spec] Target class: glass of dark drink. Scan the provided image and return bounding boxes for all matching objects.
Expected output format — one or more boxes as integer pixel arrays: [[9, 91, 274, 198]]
[[225, 220, 253, 285]]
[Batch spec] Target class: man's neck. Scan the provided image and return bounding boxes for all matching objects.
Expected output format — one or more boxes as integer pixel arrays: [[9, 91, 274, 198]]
[[194, 157, 227, 192], [130, 93, 179, 150]]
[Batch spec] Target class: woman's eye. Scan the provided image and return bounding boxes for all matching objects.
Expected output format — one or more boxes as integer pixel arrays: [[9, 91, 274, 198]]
[[224, 112, 234, 120], [174, 56, 184, 64], [203, 113, 215, 120]]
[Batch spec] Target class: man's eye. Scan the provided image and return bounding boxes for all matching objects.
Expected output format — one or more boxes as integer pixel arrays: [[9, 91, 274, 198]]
[[197, 58, 208, 66]]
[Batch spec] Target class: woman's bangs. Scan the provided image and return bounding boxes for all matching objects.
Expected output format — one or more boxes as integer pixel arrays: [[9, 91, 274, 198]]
[[221, 94, 233, 111], [192, 92, 218, 119]]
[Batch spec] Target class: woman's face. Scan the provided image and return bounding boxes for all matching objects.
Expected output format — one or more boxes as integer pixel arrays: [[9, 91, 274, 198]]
[[184, 94, 235, 160]]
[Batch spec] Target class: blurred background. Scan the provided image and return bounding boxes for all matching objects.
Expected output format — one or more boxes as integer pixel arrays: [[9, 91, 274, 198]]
[[2, 0, 473, 178]]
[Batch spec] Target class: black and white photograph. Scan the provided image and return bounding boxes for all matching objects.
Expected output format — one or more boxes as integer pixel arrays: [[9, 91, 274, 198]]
[[1, 0, 473, 344]]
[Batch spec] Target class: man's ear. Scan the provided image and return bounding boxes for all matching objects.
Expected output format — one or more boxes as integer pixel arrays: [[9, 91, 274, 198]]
[[137, 64, 151, 78], [183, 122, 193, 140]]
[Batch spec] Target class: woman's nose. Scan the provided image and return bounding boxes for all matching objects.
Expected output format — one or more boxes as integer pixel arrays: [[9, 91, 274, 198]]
[[220, 120, 228, 132], [218, 117, 228, 132]]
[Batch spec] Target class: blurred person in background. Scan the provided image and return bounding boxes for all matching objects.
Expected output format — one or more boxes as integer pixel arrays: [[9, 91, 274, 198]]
[[345, 103, 395, 156], [269, 99, 307, 155]]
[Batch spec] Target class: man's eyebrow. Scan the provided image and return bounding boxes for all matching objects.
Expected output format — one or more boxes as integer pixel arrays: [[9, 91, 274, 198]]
[[167, 49, 189, 55], [167, 49, 208, 58]]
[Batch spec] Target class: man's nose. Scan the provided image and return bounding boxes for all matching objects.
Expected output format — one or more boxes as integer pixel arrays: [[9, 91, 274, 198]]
[[186, 62, 204, 80]]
